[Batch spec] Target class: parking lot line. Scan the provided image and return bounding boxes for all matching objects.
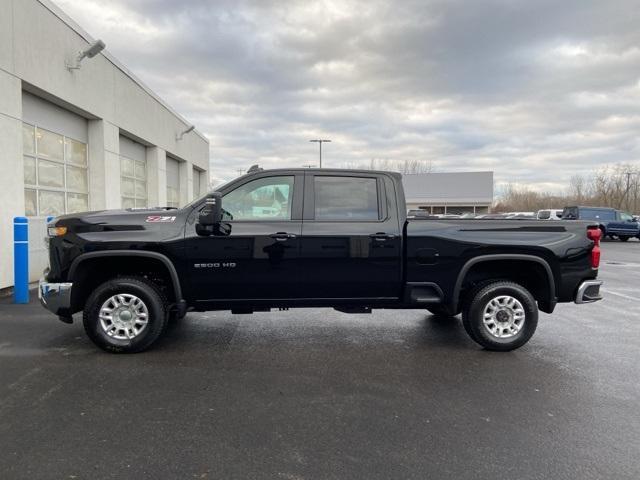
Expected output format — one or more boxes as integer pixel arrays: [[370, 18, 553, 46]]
[[601, 289, 640, 303]]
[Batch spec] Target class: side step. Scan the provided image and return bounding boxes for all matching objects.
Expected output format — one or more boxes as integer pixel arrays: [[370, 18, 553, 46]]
[[333, 306, 372, 314], [231, 307, 272, 314]]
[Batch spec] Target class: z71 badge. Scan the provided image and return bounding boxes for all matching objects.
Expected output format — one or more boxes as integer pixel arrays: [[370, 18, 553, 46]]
[[146, 216, 176, 223]]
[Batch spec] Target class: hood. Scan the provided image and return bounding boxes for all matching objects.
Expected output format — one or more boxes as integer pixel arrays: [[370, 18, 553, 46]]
[[52, 207, 184, 234]]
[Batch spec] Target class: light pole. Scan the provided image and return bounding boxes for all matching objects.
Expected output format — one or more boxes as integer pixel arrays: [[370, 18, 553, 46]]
[[309, 139, 331, 168]]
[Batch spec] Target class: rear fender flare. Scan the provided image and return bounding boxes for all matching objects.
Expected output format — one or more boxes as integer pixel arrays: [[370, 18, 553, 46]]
[[452, 254, 556, 312]]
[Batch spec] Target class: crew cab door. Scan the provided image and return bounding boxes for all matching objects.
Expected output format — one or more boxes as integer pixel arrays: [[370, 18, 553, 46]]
[[185, 173, 304, 301], [298, 172, 402, 299]]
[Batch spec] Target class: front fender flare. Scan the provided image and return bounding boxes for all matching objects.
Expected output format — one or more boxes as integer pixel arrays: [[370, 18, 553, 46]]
[[68, 250, 184, 302]]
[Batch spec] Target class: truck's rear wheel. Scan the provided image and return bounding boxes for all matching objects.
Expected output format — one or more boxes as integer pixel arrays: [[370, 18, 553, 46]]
[[83, 277, 168, 353], [619, 236, 631, 242], [461, 281, 538, 351]]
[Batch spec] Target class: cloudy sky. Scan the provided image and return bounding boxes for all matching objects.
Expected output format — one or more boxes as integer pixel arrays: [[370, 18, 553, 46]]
[[55, 0, 639, 192]]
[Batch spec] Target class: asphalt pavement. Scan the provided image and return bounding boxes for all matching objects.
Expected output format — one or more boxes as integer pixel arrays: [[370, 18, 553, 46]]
[[0, 239, 639, 479]]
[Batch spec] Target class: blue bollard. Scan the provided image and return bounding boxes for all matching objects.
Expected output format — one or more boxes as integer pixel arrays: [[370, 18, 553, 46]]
[[13, 217, 29, 304]]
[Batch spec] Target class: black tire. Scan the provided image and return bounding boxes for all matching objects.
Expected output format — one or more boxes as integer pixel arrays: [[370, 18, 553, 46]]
[[619, 236, 630, 242], [461, 281, 538, 351], [459, 280, 497, 343], [83, 277, 168, 353], [426, 305, 457, 317]]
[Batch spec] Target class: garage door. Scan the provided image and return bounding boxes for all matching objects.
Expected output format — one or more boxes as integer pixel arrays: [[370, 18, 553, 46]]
[[166, 157, 180, 208], [119, 136, 147, 209], [22, 92, 88, 216]]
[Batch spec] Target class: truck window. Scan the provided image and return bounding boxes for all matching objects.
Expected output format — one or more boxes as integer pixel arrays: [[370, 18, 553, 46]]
[[619, 212, 633, 222], [580, 208, 614, 221], [538, 210, 551, 220], [223, 176, 294, 220], [562, 207, 577, 219], [314, 176, 379, 220]]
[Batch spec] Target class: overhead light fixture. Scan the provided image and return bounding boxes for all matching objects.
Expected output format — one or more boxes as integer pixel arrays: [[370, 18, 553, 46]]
[[176, 125, 195, 141], [66, 39, 106, 70]]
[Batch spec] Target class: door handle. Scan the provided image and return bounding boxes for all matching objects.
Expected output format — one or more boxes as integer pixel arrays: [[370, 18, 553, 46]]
[[369, 232, 396, 241], [270, 232, 297, 241]]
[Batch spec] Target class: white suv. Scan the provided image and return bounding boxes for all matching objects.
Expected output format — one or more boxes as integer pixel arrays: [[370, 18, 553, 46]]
[[537, 209, 563, 220]]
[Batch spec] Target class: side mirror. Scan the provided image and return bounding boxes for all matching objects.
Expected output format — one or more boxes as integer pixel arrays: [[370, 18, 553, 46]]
[[199, 192, 223, 227]]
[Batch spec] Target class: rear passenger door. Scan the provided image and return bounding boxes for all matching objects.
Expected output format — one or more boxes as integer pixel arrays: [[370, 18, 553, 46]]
[[299, 172, 402, 300]]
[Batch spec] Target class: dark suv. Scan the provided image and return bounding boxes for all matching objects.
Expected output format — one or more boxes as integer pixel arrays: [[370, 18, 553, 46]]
[[562, 206, 639, 241]]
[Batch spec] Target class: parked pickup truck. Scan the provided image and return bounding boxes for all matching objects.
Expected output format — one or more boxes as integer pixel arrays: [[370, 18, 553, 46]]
[[562, 206, 640, 241], [40, 168, 603, 353]]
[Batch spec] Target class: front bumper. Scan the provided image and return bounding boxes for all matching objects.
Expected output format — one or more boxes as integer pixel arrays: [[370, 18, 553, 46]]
[[38, 278, 73, 315], [575, 280, 603, 304]]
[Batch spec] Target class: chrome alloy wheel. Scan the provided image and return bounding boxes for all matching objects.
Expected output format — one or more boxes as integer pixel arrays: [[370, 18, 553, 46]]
[[482, 295, 525, 339], [99, 294, 149, 340]]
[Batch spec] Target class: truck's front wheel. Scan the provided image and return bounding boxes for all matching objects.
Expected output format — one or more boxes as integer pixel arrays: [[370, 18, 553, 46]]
[[462, 281, 538, 351], [83, 277, 168, 353]]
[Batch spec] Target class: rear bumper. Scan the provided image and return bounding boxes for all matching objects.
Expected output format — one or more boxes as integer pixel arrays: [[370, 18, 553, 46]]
[[575, 280, 603, 304], [38, 278, 73, 315]]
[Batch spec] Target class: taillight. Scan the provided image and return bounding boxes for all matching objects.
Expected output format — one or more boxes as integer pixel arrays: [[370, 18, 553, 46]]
[[587, 227, 601, 269]]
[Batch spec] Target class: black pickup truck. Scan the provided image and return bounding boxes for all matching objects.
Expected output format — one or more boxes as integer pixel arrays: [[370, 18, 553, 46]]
[[39, 168, 603, 353]]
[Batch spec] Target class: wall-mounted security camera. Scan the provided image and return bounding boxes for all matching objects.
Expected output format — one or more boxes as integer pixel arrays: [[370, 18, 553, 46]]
[[66, 40, 106, 70], [176, 125, 196, 141]]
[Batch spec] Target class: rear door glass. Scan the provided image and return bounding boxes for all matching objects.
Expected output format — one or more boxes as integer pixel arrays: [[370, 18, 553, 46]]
[[314, 176, 380, 221]]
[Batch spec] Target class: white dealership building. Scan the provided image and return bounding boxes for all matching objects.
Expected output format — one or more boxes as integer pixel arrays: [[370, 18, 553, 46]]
[[0, 0, 210, 289], [403, 171, 494, 215]]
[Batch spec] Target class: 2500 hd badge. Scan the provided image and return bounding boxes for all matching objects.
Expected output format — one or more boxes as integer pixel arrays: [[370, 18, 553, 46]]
[[194, 263, 237, 268]]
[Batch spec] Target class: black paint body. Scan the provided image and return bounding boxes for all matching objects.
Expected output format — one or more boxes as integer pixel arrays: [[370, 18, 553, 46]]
[[45, 169, 599, 315]]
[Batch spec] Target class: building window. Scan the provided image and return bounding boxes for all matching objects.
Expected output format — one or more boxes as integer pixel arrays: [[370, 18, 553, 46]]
[[193, 168, 201, 199], [446, 206, 476, 215], [120, 156, 147, 208], [23, 123, 88, 216], [166, 158, 180, 208]]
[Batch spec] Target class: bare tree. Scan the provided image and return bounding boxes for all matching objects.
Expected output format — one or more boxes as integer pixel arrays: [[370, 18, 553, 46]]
[[343, 158, 433, 174], [495, 163, 640, 213], [568, 175, 585, 204]]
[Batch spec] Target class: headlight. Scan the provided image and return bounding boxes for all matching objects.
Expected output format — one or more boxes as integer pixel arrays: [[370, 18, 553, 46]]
[[47, 226, 67, 237]]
